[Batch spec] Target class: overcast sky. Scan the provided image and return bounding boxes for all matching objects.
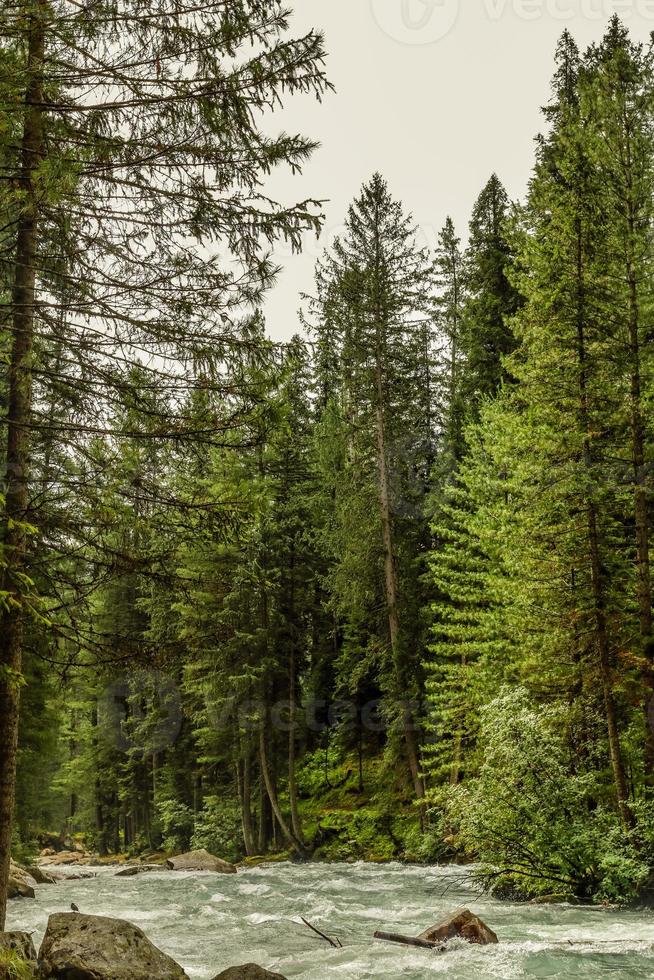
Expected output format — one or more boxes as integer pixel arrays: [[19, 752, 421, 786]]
[[262, 0, 654, 341]]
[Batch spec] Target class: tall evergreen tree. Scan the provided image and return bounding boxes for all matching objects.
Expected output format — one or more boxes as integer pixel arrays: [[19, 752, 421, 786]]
[[309, 174, 435, 803], [584, 18, 654, 783], [460, 174, 521, 411], [0, 0, 330, 923], [433, 217, 466, 473]]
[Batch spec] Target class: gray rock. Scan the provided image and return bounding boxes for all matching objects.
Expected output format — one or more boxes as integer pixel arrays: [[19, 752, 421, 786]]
[[166, 850, 236, 874], [0, 931, 37, 960], [114, 864, 162, 878], [38, 850, 89, 867], [38, 912, 189, 979], [418, 908, 499, 946], [26, 865, 57, 885], [212, 968, 287, 980], [9, 861, 36, 884], [7, 875, 35, 900], [0, 931, 37, 978]]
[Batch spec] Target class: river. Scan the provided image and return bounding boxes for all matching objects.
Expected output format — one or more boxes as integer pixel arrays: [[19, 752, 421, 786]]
[[6, 862, 654, 978]]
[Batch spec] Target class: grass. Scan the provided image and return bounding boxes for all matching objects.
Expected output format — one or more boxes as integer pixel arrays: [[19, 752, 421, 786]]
[[0, 949, 34, 980]]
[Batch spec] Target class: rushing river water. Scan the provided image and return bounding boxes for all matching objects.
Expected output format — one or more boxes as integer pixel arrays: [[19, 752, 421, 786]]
[[7, 862, 654, 978]]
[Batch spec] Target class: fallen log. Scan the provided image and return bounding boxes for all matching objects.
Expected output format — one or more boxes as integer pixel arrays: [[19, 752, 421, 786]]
[[373, 931, 446, 952]]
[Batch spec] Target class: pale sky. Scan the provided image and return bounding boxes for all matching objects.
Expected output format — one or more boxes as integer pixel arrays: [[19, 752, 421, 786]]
[[263, 0, 654, 341]]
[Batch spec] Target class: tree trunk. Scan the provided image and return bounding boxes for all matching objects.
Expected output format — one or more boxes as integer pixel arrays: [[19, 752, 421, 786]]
[[622, 153, 654, 784], [586, 499, 634, 829], [259, 726, 306, 855], [287, 616, 304, 846], [237, 752, 256, 857], [374, 388, 424, 804], [257, 776, 272, 854], [575, 222, 633, 830], [0, 4, 45, 929]]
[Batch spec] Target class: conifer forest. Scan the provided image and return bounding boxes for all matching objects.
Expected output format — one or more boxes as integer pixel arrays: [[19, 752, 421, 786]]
[[6, 6, 654, 970]]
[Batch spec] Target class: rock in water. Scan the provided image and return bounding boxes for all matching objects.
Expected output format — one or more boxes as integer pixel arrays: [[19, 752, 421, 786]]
[[7, 863, 36, 900], [212, 968, 287, 980], [165, 849, 236, 874], [114, 864, 163, 877], [38, 912, 189, 979], [418, 908, 499, 946], [25, 865, 57, 885]]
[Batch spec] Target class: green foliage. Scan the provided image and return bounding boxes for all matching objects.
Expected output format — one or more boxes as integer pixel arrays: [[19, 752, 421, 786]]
[[155, 796, 194, 856], [191, 798, 243, 865], [0, 949, 33, 980], [459, 174, 520, 410], [8, 11, 654, 912], [441, 688, 648, 903]]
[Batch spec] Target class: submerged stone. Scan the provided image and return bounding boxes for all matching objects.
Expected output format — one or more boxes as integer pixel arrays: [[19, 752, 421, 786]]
[[418, 908, 499, 946], [212, 967, 287, 980], [114, 864, 163, 877], [25, 865, 58, 885]]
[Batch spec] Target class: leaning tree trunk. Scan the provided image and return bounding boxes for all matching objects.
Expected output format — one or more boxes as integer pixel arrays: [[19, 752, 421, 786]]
[[236, 748, 256, 858], [258, 725, 307, 856], [0, 4, 45, 930]]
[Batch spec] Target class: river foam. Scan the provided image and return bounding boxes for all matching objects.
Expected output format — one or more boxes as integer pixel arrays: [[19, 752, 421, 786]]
[[7, 861, 654, 978]]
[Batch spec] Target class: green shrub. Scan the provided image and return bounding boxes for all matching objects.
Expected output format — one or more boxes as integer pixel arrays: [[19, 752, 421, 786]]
[[155, 796, 194, 854], [191, 796, 243, 863], [440, 687, 649, 904]]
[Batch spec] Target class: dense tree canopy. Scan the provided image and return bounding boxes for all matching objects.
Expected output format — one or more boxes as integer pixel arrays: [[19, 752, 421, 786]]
[[3, 11, 654, 916]]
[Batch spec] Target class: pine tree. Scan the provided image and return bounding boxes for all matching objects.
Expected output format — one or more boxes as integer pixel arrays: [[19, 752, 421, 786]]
[[0, 0, 330, 922], [433, 216, 466, 474], [493, 27, 634, 826], [309, 174, 436, 803], [583, 18, 654, 784], [460, 174, 521, 411]]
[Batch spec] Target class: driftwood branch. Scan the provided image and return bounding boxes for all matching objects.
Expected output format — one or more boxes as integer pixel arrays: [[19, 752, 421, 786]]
[[373, 931, 446, 952], [301, 916, 343, 949], [375, 932, 651, 952]]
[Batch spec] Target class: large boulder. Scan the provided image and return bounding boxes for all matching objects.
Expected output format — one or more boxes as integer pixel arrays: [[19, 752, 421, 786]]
[[418, 908, 499, 946], [212, 968, 287, 980], [165, 850, 236, 874], [7, 876, 34, 900], [7, 863, 36, 900], [0, 931, 37, 961], [0, 932, 37, 979], [38, 912, 189, 980], [38, 851, 88, 867], [26, 865, 57, 885]]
